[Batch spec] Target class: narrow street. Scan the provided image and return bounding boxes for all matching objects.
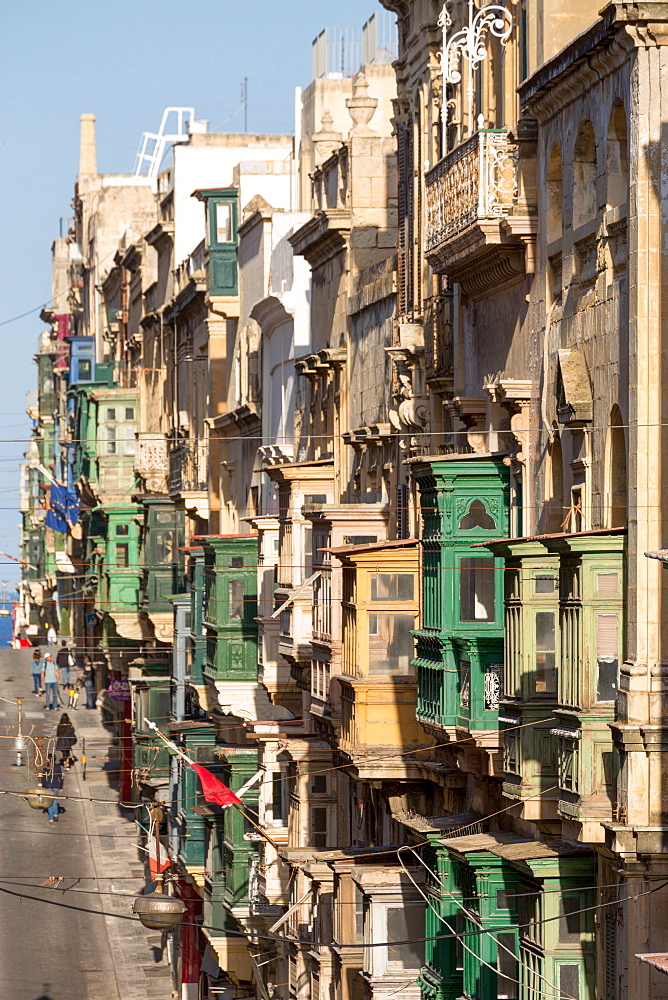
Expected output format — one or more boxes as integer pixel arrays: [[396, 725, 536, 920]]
[[0, 648, 170, 1000]]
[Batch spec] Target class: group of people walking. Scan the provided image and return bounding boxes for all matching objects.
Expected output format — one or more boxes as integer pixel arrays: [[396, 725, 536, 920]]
[[29, 642, 96, 710], [39, 714, 77, 822]]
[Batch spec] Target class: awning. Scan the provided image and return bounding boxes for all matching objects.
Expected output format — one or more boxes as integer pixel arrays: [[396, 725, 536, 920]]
[[637, 954, 668, 975], [201, 942, 221, 980]]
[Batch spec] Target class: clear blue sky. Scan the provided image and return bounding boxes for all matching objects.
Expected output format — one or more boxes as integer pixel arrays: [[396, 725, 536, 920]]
[[0, 0, 389, 588]]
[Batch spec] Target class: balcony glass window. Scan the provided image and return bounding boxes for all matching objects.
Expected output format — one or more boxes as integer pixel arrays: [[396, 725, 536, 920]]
[[354, 885, 364, 943], [386, 906, 424, 969], [154, 530, 175, 563], [116, 543, 129, 568], [559, 897, 581, 943], [311, 773, 327, 795], [311, 806, 328, 849], [459, 557, 495, 621], [497, 932, 518, 999], [370, 573, 414, 601], [124, 425, 136, 455], [215, 203, 232, 243], [368, 613, 415, 674], [105, 427, 116, 454], [116, 524, 129, 536], [125, 407, 134, 420], [596, 613, 619, 702], [272, 772, 284, 822], [558, 966, 581, 1000], [107, 408, 116, 421], [597, 572, 618, 595], [458, 498, 496, 530], [228, 579, 244, 620], [535, 611, 556, 694], [78, 359, 91, 380], [534, 574, 556, 594]]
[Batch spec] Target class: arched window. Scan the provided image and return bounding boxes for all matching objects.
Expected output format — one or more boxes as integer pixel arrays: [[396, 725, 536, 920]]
[[459, 499, 496, 531], [546, 141, 563, 245], [573, 120, 597, 229], [606, 101, 629, 212], [606, 407, 627, 527]]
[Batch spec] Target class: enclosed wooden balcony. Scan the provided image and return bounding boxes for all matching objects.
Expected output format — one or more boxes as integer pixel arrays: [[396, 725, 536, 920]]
[[425, 125, 535, 296]]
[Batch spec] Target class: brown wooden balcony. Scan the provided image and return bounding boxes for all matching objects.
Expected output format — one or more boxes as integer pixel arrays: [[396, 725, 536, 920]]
[[425, 128, 534, 296]]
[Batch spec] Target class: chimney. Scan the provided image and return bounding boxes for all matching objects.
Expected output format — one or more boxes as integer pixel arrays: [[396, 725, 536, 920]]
[[79, 113, 97, 176]]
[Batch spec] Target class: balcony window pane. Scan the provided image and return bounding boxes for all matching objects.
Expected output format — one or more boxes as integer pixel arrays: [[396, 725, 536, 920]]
[[368, 613, 415, 674], [105, 427, 116, 454], [228, 579, 244, 620], [558, 965, 580, 1000], [154, 529, 175, 563], [535, 574, 556, 594], [78, 359, 91, 379], [116, 524, 129, 536], [107, 408, 116, 421], [386, 906, 424, 968], [559, 897, 581, 943], [272, 772, 284, 822], [596, 614, 619, 702], [124, 425, 136, 455], [535, 611, 556, 694], [116, 543, 129, 568], [458, 498, 496, 530], [354, 886, 364, 943], [311, 806, 327, 848], [497, 932, 518, 999], [370, 573, 414, 601], [215, 202, 232, 243], [460, 557, 495, 621]]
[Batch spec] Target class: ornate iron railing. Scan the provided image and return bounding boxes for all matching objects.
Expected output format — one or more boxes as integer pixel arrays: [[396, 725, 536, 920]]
[[425, 128, 518, 251], [168, 440, 208, 493]]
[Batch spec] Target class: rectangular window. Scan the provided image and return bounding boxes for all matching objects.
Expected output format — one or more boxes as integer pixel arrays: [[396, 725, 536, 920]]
[[311, 774, 327, 795], [354, 885, 364, 943], [106, 408, 116, 421], [215, 202, 232, 243], [311, 807, 328, 849], [230, 556, 243, 567], [460, 557, 495, 621], [228, 579, 244, 620], [597, 572, 618, 595], [343, 535, 377, 546], [304, 494, 328, 505], [116, 543, 129, 568], [496, 889, 515, 911], [535, 611, 556, 694], [535, 574, 556, 594], [116, 524, 129, 536], [368, 613, 415, 674], [125, 407, 135, 420], [124, 425, 136, 455], [455, 911, 465, 970], [558, 964, 581, 1000], [596, 614, 619, 702], [78, 359, 92, 380], [105, 427, 116, 454], [386, 906, 424, 969], [497, 932, 518, 999], [559, 897, 581, 943], [280, 609, 291, 637], [272, 773, 284, 822], [370, 573, 415, 601]]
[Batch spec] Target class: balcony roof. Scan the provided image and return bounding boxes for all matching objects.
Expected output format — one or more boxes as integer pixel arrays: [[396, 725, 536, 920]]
[[472, 526, 626, 549], [323, 537, 418, 555]]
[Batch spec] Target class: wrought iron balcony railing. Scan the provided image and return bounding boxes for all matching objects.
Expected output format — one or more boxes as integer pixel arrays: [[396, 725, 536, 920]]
[[168, 440, 208, 494], [425, 127, 518, 253]]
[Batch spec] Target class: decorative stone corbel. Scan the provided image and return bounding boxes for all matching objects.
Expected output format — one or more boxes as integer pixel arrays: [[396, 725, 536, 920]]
[[445, 396, 488, 453]]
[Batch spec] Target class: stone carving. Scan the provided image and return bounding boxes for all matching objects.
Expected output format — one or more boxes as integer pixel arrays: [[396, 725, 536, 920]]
[[346, 72, 378, 136]]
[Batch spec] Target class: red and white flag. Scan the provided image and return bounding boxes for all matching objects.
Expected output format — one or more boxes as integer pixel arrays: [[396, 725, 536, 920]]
[[191, 762, 243, 807], [147, 832, 171, 879]]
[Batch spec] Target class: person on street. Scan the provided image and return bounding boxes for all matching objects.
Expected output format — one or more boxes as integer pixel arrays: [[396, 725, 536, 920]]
[[41, 653, 61, 710], [82, 657, 96, 710], [55, 712, 76, 767], [67, 680, 80, 710], [56, 640, 72, 688], [46, 624, 57, 646], [29, 649, 43, 695], [42, 755, 64, 823]]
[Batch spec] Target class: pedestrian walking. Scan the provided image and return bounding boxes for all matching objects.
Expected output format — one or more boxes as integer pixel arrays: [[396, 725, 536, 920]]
[[55, 712, 76, 767], [29, 649, 43, 695], [67, 681, 80, 710], [41, 653, 61, 710], [46, 624, 57, 646], [41, 755, 64, 823], [82, 657, 96, 710], [56, 640, 72, 688]]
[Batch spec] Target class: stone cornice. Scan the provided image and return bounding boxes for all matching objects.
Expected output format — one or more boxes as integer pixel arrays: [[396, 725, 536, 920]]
[[288, 210, 351, 268], [518, 3, 668, 123]]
